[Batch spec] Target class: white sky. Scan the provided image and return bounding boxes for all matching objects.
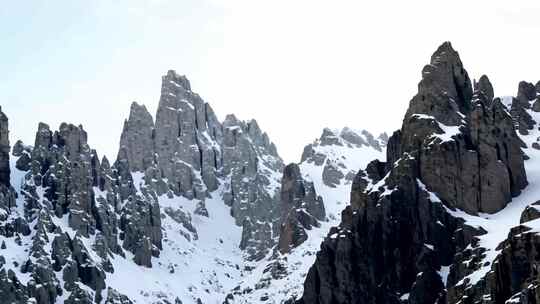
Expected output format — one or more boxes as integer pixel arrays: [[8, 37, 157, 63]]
[[2, 0, 540, 162]]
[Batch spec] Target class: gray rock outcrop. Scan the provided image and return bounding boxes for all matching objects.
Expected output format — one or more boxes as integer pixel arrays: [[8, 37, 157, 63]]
[[0, 70, 286, 303], [115, 71, 284, 260], [301, 128, 388, 188], [400, 42, 526, 215], [0, 115, 164, 303], [299, 41, 528, 304], [222, 115, 283, 260], [0, 107, 15, 216], [0, 107, 10, 187], [278, 164, 325, 254], [118, 102, 155, 173]]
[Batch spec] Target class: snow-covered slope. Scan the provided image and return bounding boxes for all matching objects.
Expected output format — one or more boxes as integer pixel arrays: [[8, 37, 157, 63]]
[[439, 94, 540, 290], [0, 72, 285, 304], [2, 124, 387, 304], [297, 43, 540, 304], [227, 128, 387, 303], [0, 69, 392, 304], [6, 146, 248, 304]]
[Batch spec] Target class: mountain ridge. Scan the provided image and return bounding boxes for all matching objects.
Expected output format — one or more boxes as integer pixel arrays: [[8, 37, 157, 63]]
[[0, 69, 386, 304], [2, 41, 540, 304], [298, 41, 540, 304]]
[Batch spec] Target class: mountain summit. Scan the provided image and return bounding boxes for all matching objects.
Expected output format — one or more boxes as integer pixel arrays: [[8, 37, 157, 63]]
[[0, 69, 386, 303], [2, 42, 540, 304], [299, 42, 540, 304]]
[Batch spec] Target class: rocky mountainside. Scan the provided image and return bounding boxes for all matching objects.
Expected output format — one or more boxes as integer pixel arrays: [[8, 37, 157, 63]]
[[0, 70, 285, 304], [298, 42, 540, 304], [4, 42, 540, 304], [0, 69, 387, 304], [227, 128, 386, 303]]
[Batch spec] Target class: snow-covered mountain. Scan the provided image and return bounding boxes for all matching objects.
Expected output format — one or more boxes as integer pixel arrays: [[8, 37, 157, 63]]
[[226, 128, 387, 303], [5, 41, 540, 304], [0, 70, 387, 304], [298, 42, 540, 304]]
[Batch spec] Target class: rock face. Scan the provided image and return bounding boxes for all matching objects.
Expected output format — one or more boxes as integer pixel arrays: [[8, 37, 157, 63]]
[[300, 155, 476, 304], [152, 70, 223, 198], [116, 71, 284, 261], [520, 201, 540, 223], [299, 42, 528, 304], [509, 81, 540, 136], [118, 102, 155, 173], [0, 119, 164, 303], [0, 71, 283, 303], [225, 128, 386, 304], [278, 164, 325, 254], [400, 42, 526, 215], [221, 115, 284, 260], [480, 221, 540, 304], [0, 107, 9, 187], [5, 45, 540, 304], [301, 128, 387, 188], [0, 107, 15, 217]]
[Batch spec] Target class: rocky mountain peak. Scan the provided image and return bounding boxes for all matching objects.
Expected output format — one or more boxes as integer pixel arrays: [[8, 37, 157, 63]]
[[319, 128, 340, 146], [473, 74, 494, 101], [118, 101, 155, 172], [116, 71, 285, 262], [314, 127, 388, 151], [509, 80, 540, 135], [300, 128, 387, 189], [34, 122, 52, 149], [377, 132, 389, 144], [223, 113, 240, 127], [56, 122, 89, 160], [409, 41, 472, 128], [100, 155, 111, 169], [128, 101, 152, 121], [227, 126, 386, 303], [300, 42, 528, 304], [517, 80, 537, 106], [164, 69, 191, 91], [152, 71, 224, 197], [278, 163, 325, 254], [0, 106, 10, 186]]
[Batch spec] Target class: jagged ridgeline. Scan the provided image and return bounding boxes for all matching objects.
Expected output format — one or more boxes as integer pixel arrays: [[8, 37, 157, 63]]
[[299, 42, 540, 304], [119, 71, 284, 260], [0, 70, 287, 303], [7, 41, 540, 304]]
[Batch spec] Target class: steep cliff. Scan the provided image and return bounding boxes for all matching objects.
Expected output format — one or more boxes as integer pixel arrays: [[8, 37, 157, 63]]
[[299, 42, 538, 304], [226, 128, 387, 304], [118, 71, 284, 261], [0, 71, 286, 304]]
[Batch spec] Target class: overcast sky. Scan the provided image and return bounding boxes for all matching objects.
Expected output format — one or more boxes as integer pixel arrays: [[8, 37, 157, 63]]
[[2, 0, 540, 162]]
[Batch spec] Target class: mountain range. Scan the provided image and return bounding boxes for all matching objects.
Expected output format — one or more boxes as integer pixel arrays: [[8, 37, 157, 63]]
[[1, 41, 540, 304]]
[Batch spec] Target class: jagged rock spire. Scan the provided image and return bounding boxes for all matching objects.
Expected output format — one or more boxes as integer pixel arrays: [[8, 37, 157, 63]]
[[395, 41, 526, 214], [517, 81, 536, 107], [115, 71, 284, 261], [164, 69, 191, 91], [152, 70, 223, 197], [278, 163, 325, 254], [300, 41, 528, 304], [511, 80, 540, 135], [407, 41, 473, 126], [118, 102, 155, 172], [473, 74, 494, 101], [0, 107, 10, 187], [0, 107, 15, 216]]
